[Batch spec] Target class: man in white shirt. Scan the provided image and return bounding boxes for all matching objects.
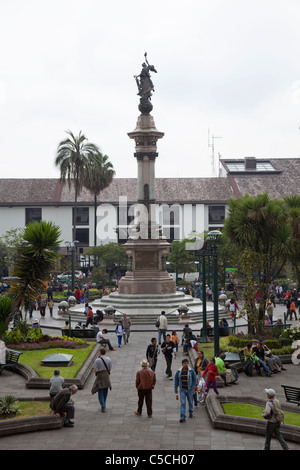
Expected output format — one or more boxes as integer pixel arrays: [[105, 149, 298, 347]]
[[157, 311, 168, 345], [96, 328, 116, 351]]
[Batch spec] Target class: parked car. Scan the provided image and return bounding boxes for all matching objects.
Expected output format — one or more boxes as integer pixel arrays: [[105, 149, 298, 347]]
[[57, 271, 83, 280], [0, 276, 20, 292]]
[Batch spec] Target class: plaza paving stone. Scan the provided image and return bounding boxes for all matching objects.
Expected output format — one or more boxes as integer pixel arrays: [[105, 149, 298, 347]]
[[0, 302, 300, 453]]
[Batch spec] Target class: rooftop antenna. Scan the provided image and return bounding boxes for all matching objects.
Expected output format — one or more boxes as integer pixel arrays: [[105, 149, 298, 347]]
[[208, 128, 222, 177]]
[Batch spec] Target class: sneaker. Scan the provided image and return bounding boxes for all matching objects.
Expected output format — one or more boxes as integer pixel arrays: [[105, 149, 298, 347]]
[[180, 418, 186, 423], [63, 421, 74, 427], [189, 413, 193, 418]]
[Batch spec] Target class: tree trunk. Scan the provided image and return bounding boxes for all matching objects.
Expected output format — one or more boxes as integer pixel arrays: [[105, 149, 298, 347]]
[[94, 194, 97, 246]]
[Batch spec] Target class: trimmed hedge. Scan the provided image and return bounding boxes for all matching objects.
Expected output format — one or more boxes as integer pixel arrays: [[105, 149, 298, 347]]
[[227, 335, 293, 355]]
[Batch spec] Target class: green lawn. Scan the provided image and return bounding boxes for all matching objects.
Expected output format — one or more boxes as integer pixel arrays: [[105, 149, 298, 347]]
[[20, 344, 95, 378], [197, 337, 229, 358], [222, 402, 300, 426]]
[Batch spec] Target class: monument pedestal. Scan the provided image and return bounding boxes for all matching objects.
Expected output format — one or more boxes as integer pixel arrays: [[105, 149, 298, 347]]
[[118, 237, 175, 295]]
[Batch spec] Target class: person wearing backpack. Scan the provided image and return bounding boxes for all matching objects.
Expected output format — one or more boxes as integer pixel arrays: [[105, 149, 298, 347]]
[[262, 388, 289, 450]]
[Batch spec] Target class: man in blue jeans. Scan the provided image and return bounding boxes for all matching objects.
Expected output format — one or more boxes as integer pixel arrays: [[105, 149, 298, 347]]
[[174, 359, 197, 422]]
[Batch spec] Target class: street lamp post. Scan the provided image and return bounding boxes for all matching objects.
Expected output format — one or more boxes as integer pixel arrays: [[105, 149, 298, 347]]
[[188, 235, 209, 343], [200, 249, 208, 343], [65, 240, 79, 294], [207, 230, 222, 356]]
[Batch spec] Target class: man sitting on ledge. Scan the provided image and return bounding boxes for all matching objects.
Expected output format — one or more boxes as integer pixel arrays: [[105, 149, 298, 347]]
[[96, 328, 116, 351], [50, 384, 78, 427]]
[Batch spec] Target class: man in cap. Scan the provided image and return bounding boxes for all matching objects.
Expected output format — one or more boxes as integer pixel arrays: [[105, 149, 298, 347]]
[[50, 384, 78, 427], [135, 359, 156, 418], [262, 388, 288, 450]]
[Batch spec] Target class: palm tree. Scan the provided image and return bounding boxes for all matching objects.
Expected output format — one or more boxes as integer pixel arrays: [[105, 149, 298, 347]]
[[55, 131, 100, 242], [7, 221, 61, 328], [83, 152, 115, 246], [0, 296, 14, 340], [223, 193, 291, 328]]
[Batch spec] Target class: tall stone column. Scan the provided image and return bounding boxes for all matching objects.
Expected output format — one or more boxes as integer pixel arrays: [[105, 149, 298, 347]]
[[118, 54, 176, 295]]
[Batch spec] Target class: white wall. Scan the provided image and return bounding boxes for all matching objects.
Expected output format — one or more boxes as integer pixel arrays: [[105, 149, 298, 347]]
[[0, 202, 225, 246]]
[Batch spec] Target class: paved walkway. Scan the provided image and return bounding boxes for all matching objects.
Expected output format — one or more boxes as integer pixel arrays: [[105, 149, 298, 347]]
[[0, 303, 300, 451]]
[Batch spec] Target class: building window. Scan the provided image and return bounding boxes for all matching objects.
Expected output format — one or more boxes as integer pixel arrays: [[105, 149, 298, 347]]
[[208, 206, 225, 225], [73, 207, 89, 225], [25, 208, 42, 225], [162, 204, 180, 242], [75, 228, 89, 246]]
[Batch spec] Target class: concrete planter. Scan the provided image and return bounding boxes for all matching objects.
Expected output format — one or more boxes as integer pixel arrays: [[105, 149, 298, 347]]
[[0, 413, 63, 437], [13, 343, 100, 390], [206, 394, 300, 443], [0, 344, 101, 437]]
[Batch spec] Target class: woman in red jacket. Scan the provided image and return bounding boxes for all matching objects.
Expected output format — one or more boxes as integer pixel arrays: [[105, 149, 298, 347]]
[[201, 357, 219, 400], [85, 306, 94, 327]]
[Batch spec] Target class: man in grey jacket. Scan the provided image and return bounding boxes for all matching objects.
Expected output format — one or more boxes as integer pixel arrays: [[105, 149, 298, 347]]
[[262, 388, 289, 450]]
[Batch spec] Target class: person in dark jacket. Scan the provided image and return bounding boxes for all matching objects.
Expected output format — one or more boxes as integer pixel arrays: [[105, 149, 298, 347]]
[[146, 338, 159, 371], [50, 384, 78, 427], [135, 359, 156, 417]]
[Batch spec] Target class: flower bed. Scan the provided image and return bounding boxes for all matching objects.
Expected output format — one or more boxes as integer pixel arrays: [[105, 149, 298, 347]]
[[5, 335, 89, 351]]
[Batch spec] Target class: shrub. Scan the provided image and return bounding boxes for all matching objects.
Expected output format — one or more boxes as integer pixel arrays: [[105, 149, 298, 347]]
[[0, 396, 19, 417], [3, 325, 44, 344], [280, 326, 300, 343]]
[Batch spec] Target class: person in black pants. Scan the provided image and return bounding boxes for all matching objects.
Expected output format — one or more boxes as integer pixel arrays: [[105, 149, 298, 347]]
[[146, 338, 159, 371], [161, 334, 176, 380]]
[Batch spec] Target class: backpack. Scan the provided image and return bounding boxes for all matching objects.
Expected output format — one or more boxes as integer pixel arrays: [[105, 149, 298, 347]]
[[229, 302, 236, 311], [265, 400, 285, 422], [272, 400, 285, 422]]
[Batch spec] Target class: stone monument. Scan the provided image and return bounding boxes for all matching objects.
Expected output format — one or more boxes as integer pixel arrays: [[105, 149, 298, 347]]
[[118, 53, 176, 295], [67, 54, 203, 323]]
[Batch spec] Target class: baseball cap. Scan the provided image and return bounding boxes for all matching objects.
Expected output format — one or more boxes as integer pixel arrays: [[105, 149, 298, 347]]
[[265, 388, 276, 397]]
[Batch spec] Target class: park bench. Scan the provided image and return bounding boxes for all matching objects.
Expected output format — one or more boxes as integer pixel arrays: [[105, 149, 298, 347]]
[[281, 384, 300, 406], [199, 326, 234, 338], [61, 328, 98, 339], [0, 348, 23, 375], [264, 323, 292, 331]]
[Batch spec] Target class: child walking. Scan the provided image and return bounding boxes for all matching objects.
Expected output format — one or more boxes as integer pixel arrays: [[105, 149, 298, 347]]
[[201, 357, 219, 401], [115, 321, 125, 347], [171, 331, 180, 352]]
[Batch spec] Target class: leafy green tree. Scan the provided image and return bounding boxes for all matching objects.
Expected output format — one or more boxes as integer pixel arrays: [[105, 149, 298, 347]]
[[85, 243, 127, 279], [223, 193, 291, 330], [284, 194, 300, 287], [0, 228, 23, 276], [0, 296, 14, 340], [83, 152, 115, 246], [168, 239, 196, 280], [55, 130, 100, 242]]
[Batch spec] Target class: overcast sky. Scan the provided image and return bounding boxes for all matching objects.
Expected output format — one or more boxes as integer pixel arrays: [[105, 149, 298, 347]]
[[1, 0, 300, 180]]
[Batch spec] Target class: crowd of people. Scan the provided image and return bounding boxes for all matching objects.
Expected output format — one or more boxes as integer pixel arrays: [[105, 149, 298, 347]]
[[46, 306, 290, 450], [242, 339, 287, 377]]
